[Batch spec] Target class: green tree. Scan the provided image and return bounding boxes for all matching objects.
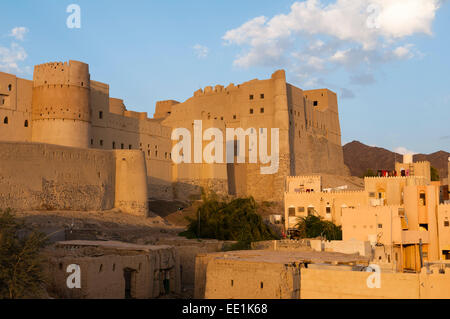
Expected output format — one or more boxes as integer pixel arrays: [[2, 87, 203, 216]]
[[295, 213, 342, 240], [180, 193, 279, 247], [430, 166, 440, 181], [0, 210, 48, 299]]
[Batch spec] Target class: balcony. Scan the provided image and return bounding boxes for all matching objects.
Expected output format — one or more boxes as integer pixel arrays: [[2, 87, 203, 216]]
[[400, 231, 430, 245]]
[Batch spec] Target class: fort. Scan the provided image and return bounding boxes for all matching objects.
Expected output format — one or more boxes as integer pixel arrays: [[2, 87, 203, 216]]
[[0, 60, 349, 212]]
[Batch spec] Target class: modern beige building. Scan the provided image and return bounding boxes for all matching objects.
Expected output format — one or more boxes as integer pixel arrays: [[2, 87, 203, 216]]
[[284, 156, 450, 272]]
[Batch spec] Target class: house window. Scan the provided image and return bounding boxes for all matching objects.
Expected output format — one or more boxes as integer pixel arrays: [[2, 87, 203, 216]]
[[3, 117, 8, 124], [121, 143, 124, 149], [378, 224, 383, 229], [260, 108, 264, 114], [419, 192, 426, 206], [249, 95, 254, 100], [233, 115, 237, 119], [289, 207, 295, 217], [260, 94, 264, 99], [250, 109, 254, 114], [99, 111, 103, 119], [24, 120, 28, 127], [326, 207, 331, 214], [313, 101, 318, 106], [112, 142, 116, 149], [128, 145, 132, 150], [369, 192, 375, 197], [100, 140, 103, 146], [297, 207, 305, 213], [444, 218, 449, 227], [91, 139, 94, 145], [8, 84, 12, 91]]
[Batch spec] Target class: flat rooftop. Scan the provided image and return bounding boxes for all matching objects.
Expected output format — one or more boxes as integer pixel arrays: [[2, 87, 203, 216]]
[[202, 250, 370, 265], [55, 240, 172, 252]]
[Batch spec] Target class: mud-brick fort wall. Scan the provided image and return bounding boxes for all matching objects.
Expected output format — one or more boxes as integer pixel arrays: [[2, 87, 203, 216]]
[[0, 142, 115, 211], [157, 70, 348, 201], [0, 72, 32, 142], [89, 80, 173, 200], [0, 142, 149, 216]]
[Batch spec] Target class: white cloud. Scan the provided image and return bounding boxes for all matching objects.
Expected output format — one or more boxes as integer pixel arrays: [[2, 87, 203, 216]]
[[0, 42, 29, 74], [393, 44, 415, 59], [193, 44, 209, 59], [223, 0, 441, 89], [9, 27, 29, 41], [394, 146, 417, 155]]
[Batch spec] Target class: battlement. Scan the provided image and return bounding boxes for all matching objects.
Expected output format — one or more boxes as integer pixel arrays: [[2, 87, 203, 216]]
[[287, 175, 322, 180], [364, 176, 426, 180], [33, 60, 90, 88], [284, 190, 366, 196], [191, 69, 286, 98]]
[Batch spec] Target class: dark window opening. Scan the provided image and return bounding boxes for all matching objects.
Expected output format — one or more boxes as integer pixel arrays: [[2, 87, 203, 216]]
[[249, 95, 254, 100], [260, 108, 264, 113], [128, 145, 132, 150], [3, 117, 8, 124], [313, 101, 318, 106], [260, 282, 264, 289], [99, 111, 103, 119], [260, 94, 264, 99], [378, 224, 383, 229], [100, 140, 103, 146], [250, 108, 254, 114], [233, 115, 237, 119], [444, 219, 449, 227], [24, 120, 28, 127], [289, 207, 295, 217], [8, 84, 12, 91], [420, 224, 429, 231], [90, 139, 94, 145], [124, 268, 136, 299], [420, 192, 426, 206], [112, 142, 116, 149], [326, 207, 331, 214], [121, 143, 124, 149]]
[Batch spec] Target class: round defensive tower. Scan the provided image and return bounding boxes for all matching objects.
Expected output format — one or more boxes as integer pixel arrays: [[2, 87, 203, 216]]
[[31, 60, 91, 148]]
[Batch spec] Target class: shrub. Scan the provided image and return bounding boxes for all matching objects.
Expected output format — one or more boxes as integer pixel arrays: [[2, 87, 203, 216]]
[[0, 209, 48, 299], [180, 193, 279, 247]]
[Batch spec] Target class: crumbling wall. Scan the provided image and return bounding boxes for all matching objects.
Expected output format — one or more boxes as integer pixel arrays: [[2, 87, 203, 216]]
[[45, 244, 180, 299], [0, 142, 115, 211], [203, 259, 300, 299]]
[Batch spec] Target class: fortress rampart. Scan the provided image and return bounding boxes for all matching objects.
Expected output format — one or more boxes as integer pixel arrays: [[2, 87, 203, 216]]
[[1, 60, 350, 204], [32, 61, 91, 148], [0, 142, 148, 216]]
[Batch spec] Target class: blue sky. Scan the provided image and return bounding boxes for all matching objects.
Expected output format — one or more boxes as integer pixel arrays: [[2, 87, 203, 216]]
[[1, 0, 449, 154]]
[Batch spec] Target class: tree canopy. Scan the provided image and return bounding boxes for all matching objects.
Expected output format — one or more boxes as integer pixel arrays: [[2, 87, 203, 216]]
[[0, 210, 48, 299], [295, 214, 342, 240], [180, 194, 279, 247]]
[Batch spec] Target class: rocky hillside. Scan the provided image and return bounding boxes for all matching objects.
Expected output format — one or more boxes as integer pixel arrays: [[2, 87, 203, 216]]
[[343, 141, 449, 179]]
